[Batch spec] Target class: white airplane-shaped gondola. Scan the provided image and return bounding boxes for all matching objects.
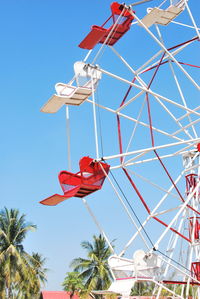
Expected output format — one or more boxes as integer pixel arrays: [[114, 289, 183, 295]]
[[140, 0, 186, 28], [93, 250, 161, 298], [41, 61, 102, 113]]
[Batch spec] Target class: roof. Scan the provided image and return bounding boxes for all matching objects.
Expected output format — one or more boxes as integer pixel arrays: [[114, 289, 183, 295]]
[[41, 291, 80, 299]]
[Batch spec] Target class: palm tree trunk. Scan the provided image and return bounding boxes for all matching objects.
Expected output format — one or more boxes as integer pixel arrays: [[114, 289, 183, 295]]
[[70, 290, 75, 299], [8, 287, 13, 299]]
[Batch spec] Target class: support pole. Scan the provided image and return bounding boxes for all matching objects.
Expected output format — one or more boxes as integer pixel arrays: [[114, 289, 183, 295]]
[[66, 106, 71, 171], [82, 198, 115, 254]]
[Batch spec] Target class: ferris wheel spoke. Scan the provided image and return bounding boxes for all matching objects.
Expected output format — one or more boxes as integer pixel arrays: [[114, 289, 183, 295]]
[[171, 20, 200, 31], [123, 99, 146, 162], [100, 137, 200, 163], [87, 98, 186, 147], [81, 197, 115, 254], [133, 11, 200, 90], [115, 90, 145, 113], [93, 65, 200, 118], [151, 205, 183, 217], [172, 142, 198, 155], [171, 118, 200, 137], [137, 40, 189, 74], [154, 180, 200, 249], [120, 151, 199, 252], [177, 105, 200, 121], [167, 59, 198, 138], [153, 96, 195, 140], [111, 28, 196, 79], [138, 37, 196, 75], [98, 163, 152, 250], [123, 152, 185, 167], [124, 146, 199, 166], [115, 166, 197, 250], [120, 110, 185, 142], [111, 46, 198, 142], [127, 168, 179, 199], [184, 0, 200, 39], [110, 151, 183, 169]]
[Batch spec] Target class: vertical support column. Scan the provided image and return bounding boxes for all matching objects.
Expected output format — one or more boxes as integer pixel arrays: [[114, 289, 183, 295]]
[[183, 149, 200, 297], [91, 77, 99, 160], [66, 106, 71, 171]]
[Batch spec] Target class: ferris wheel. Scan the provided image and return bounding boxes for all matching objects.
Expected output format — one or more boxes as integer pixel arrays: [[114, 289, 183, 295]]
[[40, 0, 200, 298]]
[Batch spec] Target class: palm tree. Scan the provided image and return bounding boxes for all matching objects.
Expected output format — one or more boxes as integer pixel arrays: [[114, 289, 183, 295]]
[[62, 271, 85, 298], [160, 283, 196, 298], [70, 234, 113, 293], [0, 207, 46, 298], [16, 253, 48, 299], [30, 253, 48, 287], [131, 281, 155, 296]]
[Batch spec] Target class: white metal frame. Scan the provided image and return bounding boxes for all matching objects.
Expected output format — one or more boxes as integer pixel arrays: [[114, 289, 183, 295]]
[[43, 0, 200, 297], [78, 2, 200, 297]]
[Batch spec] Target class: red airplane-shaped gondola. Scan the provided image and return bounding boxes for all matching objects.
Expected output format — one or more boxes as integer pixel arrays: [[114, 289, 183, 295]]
[[40, 157, 110, 206], [79, 2, 134, 50]]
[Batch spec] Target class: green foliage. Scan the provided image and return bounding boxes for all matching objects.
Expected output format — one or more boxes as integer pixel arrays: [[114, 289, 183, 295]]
[[131, 282, 199, 298], [62, 271, 86, 297], [131, 282, 155, 296], [70, 234, 113, 295], [0, 207, 47, 298], [160, 283, 197, 298]]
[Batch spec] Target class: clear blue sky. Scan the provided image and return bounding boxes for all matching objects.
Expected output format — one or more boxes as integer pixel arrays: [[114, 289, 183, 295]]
[[0, 0, 199, 291]]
